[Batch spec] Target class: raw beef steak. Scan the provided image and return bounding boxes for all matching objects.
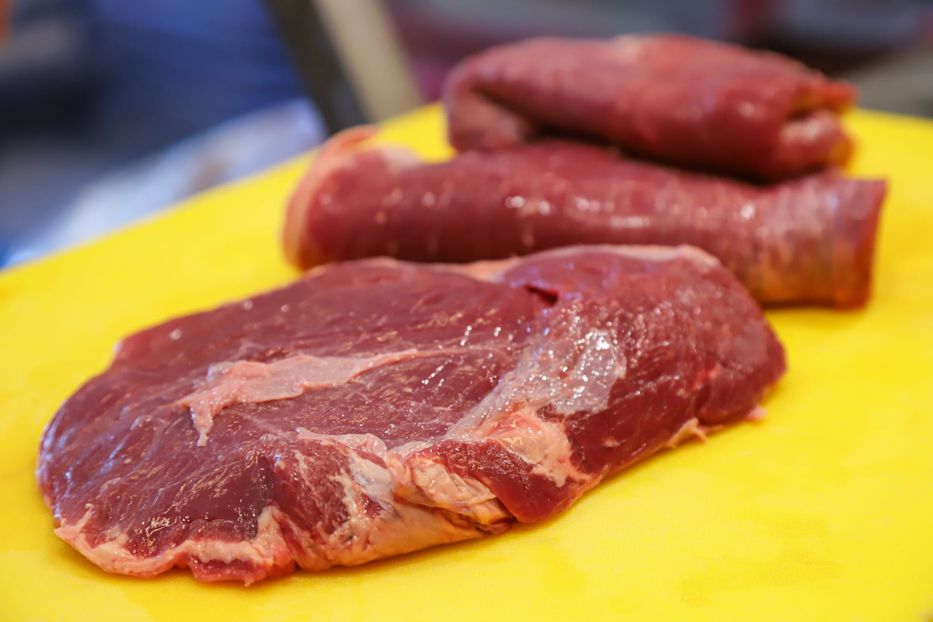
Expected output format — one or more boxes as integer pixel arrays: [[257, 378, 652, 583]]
[[38, 246, 785, 584], [284, 131, 885, 307], [445, 35, 855, 180]]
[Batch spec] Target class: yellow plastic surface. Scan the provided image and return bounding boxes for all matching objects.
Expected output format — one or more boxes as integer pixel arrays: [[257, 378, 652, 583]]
[[1, 106, 932, 622]]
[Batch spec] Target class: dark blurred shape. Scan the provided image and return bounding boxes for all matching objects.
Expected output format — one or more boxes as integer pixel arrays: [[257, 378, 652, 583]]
[[0, 0, 92, 136], [266, 0, 420, 127], [265, 0, 367, 131]]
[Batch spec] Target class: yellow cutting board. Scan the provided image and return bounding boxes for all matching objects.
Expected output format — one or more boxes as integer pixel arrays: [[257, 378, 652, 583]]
[[1, 106, 931, 622]]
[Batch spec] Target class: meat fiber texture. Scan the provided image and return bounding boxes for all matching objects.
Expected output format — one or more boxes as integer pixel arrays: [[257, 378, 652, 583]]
[[444, 34, 856, 181], [38, 246, 785, 584], [283, 130, 885, 308]]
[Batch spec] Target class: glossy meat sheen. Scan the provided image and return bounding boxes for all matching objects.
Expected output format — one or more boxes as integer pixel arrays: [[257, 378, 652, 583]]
[[38, 246, 785, 584], [444, 34, 856, 180], [284, 132, 885, 307]]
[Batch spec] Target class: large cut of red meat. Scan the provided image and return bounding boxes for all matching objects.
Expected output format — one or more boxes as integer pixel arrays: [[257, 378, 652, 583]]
[[444, 35, 856, 180], [38, 246, 784, 584], [284, 130, 885, 308]]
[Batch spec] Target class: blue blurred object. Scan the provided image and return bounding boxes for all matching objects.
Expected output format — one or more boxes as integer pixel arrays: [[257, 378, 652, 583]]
[[0, 0, 314, 265], [85, 0, 307, 147]]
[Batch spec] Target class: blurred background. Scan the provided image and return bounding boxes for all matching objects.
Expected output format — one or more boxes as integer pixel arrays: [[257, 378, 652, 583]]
[[1, 0, 930, 266]]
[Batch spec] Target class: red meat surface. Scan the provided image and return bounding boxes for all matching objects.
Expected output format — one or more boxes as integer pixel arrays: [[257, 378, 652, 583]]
[[284, 131, 884, 307], [38, 246, 785, 584], [444, 35, 856, 180]]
